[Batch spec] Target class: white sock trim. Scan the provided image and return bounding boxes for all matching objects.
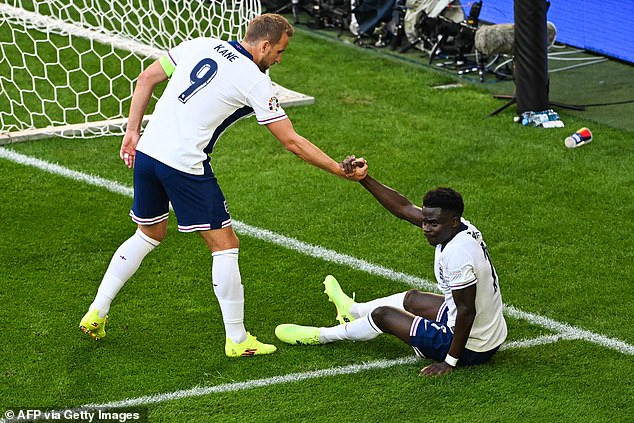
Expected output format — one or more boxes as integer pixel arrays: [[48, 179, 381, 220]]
[[212, 247, 239, 257], [135, 229, 161, 247]]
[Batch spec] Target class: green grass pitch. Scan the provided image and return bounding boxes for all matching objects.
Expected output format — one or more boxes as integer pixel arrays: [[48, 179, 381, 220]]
[[1, 27, 633, 422]]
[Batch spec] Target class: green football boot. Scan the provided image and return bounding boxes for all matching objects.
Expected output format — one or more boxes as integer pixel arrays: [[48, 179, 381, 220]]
[[225, 332, 277, 357], [79, 308, 108, 340], [323, 275, 356, 324], [275, 324, 321, 346]]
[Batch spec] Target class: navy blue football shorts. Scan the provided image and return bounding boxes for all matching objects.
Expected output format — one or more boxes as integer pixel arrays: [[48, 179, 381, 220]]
[[409, 302, 500, 366], [130, 151, 232, 232]]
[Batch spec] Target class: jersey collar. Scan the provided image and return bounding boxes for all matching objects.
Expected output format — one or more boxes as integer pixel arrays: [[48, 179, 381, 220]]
[[229, 41, 253, 61], [440, 222, 469, 251]]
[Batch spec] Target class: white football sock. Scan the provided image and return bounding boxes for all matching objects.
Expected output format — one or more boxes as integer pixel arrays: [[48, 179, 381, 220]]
[[211, 248, 247, 344], [319, 313, 383, 343], [90, 229, 160, 318], [351, 292, 406, 318]]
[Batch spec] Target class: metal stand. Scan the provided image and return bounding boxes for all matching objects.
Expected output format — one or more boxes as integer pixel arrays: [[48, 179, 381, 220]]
[[487, 94, 585, 118]]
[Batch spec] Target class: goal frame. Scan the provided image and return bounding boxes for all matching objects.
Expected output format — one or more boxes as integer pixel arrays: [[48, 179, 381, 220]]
[[0, 1, 313, 145]]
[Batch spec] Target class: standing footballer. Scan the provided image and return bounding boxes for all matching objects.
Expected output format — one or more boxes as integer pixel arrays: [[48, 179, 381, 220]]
[[79, 14, 366, 357]]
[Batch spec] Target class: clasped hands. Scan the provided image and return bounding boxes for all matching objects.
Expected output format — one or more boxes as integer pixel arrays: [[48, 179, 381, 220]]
[[340, 155, 368, 181]]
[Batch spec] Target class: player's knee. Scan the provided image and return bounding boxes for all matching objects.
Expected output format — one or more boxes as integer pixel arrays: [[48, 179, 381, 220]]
[[228, 231, 240, 248], [403, 289, 422, 311], [201, 228, 239, 252], [215, 233, 239, 251], [138, 224, 166, 242], [370, 306, 392, 328]]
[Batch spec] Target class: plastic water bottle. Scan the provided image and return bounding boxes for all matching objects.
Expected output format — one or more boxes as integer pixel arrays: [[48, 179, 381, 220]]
[[565, 127, 592, 148]]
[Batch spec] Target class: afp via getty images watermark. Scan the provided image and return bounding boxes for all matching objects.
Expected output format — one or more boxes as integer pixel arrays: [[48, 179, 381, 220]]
[[2, 408, 148, 423]]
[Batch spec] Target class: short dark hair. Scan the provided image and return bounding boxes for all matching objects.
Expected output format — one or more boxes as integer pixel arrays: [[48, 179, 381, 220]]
[[423, 187, 464, 216], [244, 13, 294, 45]]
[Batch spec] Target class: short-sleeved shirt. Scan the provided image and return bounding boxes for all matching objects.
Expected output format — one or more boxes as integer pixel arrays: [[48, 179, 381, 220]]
[[433, 218, 508, 352], [137, 38, 288, 175]]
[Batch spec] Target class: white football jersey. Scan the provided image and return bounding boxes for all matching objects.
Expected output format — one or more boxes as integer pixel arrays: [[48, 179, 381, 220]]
[[434, 218, 507, 352], [137, 38, 287, 175]]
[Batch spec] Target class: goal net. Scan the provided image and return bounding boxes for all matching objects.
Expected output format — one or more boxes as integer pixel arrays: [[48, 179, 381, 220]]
[[0, 0, 313, 142]]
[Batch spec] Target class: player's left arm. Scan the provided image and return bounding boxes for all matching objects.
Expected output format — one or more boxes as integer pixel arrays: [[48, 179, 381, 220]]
[[120, 60, 168, 168], [266, 118, 366, 181], [420, 284, 476, 376]]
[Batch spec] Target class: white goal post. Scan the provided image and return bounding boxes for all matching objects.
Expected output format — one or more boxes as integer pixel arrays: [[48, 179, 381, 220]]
[[0, 0, 313, 143]]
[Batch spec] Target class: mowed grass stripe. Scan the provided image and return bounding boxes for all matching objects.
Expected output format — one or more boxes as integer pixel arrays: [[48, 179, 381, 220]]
[[83, 335, 563, 410], [0, 335, 561, 418], [1, 145, 632, 358]]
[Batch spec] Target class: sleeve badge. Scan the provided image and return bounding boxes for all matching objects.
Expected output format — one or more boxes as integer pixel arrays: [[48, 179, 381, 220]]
[[268, 96, 281, 112]]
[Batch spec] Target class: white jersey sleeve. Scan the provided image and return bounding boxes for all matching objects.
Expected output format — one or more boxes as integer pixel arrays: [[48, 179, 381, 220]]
[[161, 40, 187, 76], [247, 78, 287, 125]]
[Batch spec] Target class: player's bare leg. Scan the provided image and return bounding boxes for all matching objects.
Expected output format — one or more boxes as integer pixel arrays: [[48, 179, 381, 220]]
[[402, 290, 444, 321], [138, 220, 168, 242], [368, 306, 416, 343], [198, 225, 239, 252]]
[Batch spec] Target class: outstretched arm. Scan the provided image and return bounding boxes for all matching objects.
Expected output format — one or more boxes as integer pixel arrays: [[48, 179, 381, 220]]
[[266, 118, 366, 181], [358, 174, 423, 227]]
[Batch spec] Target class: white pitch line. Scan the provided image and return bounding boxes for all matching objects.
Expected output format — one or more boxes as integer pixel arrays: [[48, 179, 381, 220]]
[[2, 146, 633, 358], [81, 334, 567, 410], [0, 334, 571, 420], [0, 147, 134, 197], [504, 305, 634, 356], [234, 222, 437, 292], [499, 334, 573, 351], [83, 356, 419, 409], [1, 147, 634, 419]]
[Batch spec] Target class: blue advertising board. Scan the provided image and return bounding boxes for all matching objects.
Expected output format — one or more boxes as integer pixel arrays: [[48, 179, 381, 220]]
[[477, 0, 634, 63]]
